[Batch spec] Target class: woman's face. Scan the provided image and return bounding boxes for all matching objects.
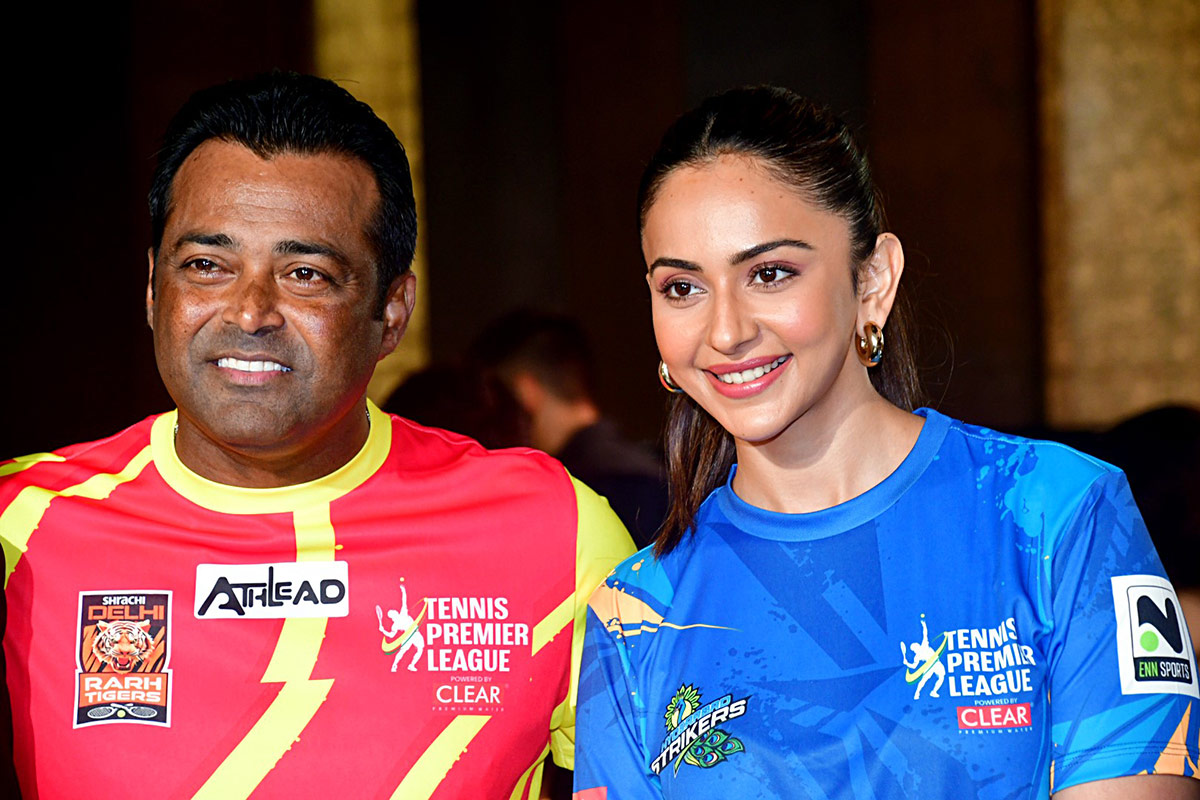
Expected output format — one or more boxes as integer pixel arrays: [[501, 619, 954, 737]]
[[643, 154, 869, 445]]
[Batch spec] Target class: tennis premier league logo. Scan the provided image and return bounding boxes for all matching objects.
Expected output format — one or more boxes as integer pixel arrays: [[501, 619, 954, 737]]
[[900, 613, 947, 699], [900, 613, 1037, 732], [1111, 575, 1198, 697]]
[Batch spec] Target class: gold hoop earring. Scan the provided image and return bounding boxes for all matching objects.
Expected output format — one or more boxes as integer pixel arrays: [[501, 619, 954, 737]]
[[856, 322, 884, 367], [658, 361, 684, 393]]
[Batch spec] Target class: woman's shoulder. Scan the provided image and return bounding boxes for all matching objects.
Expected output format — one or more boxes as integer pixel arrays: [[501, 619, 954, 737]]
[[929, 408, 1123, 488], [587, 539, 702, 637]]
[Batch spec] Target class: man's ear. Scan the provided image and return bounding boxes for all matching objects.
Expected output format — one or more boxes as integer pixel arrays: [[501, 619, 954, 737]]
[[145, 248, 157, 330], [509, 371, 547, 416], [378, 271, 417, 360], [856, 233, 904, 332]]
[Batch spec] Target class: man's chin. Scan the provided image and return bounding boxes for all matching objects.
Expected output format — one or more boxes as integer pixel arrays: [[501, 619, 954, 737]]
[[180, 406, 303, 452]]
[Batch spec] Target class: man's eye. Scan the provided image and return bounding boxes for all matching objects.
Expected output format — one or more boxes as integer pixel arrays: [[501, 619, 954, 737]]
[[185, 258, 220, 272], [290, 266, 324, 282]]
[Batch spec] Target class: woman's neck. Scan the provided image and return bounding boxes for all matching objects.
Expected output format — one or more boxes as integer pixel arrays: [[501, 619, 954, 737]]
[[730, 390, 924, 514]]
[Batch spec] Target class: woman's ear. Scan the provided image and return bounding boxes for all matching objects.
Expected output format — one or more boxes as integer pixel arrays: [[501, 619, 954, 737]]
[[857, 233, 904, 330]]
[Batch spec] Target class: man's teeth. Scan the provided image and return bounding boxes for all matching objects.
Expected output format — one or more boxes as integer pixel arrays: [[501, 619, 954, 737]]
[[216, 358, 291, 373], [717, 356, 787, 385]]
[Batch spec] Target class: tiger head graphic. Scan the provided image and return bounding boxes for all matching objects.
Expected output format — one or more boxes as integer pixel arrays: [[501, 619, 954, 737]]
[[92, 619, 154, 673]]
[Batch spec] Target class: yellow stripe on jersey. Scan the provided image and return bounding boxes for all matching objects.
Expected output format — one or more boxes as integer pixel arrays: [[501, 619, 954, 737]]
[[549, 475, 637, 771], [151, 401, 392, 515], [191, 678, 334, 800], [390, 715, 492, 800], [532, 594, 573, 656], [0, 452, 65, 477], [195, 504, 339, 798], [2, 445, 152, 587], [508, 743, 551, 800]]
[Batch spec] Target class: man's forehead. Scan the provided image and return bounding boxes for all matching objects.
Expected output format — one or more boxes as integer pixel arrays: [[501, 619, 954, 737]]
[[164, 140, 380, 230]]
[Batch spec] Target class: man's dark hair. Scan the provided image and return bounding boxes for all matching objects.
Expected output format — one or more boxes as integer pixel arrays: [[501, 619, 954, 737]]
[[149, 71, 416, 314], [469, 310, 595, 403]]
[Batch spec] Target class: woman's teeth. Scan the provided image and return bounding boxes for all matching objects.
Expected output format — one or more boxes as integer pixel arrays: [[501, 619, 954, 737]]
[[716, 356, 787, 384]]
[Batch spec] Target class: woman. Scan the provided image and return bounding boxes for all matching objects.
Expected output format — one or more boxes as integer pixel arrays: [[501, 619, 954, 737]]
[[573, 87, 1198, 799]]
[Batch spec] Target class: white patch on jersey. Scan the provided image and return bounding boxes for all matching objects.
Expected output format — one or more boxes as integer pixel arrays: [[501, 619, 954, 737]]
[[1110, 574, 1198, 697], [194, 562, 349, 619]]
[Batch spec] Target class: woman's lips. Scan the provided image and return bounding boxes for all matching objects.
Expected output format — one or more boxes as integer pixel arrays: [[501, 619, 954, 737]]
[[705, 355, 790, 398]]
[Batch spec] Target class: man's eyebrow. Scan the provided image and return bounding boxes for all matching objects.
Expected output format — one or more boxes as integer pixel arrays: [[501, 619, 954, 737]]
[[731, 238, 814, 265], [274, 239, 349, 264], [175, 232, 237, 250], [648, 257, 701, 273]]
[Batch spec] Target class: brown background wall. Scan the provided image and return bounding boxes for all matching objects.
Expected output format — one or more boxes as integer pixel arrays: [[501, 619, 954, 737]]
[[5, 1, 1189, 459]]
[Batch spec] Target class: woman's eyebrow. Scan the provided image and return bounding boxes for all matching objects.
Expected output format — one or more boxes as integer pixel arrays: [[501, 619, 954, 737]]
[[648, 257, 701, 272], [731, 238, 815, 264]]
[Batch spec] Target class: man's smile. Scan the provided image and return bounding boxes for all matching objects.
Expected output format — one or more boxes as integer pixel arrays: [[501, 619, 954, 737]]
[[214, 357, 293, 373]]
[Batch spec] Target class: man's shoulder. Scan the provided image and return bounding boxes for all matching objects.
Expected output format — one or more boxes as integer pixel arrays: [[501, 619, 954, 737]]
[[385, 413, 571, 487], [0, 415, 160, 497]]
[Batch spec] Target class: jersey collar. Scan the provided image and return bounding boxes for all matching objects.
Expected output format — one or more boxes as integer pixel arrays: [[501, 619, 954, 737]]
[[150, 400, 391, 515]]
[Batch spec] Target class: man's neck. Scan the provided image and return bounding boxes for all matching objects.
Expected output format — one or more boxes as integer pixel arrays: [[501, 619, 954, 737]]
[[173, 403, 372, 488], [532, 398, 600, 456]]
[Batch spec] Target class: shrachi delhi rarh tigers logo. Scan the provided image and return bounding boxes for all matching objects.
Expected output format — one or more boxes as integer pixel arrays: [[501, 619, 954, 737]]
[[651, 683, 750, 776], [74, 591, 172, 728]]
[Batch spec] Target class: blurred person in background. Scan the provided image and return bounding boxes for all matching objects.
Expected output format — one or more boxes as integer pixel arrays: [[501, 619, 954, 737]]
[[573, 86, 1198, 799], [473, 310, 668, 548], [383, 362, 529, 449]]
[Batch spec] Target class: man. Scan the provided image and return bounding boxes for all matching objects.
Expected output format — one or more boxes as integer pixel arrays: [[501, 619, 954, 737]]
[[1, 73, 633, 798], [471, 311, 667, 548]]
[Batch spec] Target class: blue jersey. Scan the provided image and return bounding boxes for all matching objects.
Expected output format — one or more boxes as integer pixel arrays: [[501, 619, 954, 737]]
[[574, 409, 1199, 799]]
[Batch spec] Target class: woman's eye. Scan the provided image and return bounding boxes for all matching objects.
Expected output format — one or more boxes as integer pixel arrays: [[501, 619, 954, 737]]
[[752, 264, 794, 285], [665, 281, 696, 298]]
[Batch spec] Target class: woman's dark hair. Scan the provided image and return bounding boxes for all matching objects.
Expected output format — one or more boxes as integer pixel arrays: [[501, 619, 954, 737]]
[[640, 86, 921, 557], [149, 71, 416, 315]]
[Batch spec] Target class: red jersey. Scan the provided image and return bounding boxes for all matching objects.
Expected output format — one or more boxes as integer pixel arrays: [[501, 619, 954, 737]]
[[1, 402, 634, 798]]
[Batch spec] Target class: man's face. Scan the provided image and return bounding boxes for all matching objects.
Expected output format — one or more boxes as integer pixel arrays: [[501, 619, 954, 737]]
[[148, 140, 413, 478]]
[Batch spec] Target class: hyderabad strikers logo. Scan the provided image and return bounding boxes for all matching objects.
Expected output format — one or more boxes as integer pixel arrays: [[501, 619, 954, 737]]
[[650, 683, 749, 776], [74, 591, 172, 727]]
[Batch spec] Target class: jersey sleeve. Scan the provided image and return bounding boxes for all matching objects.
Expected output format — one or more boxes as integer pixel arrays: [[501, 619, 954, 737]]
[[1046, 469, 1199, 792], [549, 476, 636, 771], [573, 571, 663, 799]]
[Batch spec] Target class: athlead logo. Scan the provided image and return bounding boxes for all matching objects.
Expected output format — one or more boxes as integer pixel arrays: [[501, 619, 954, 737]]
[[195, 562, 349, 619], [1111, 575, 1198, 697]]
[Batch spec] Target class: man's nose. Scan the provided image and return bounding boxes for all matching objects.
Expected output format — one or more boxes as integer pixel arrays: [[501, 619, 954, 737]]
[[222, 269, 285, 335], [706, 290, 758, 355]]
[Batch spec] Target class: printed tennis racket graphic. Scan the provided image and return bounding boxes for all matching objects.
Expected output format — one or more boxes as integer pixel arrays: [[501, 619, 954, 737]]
[[86, 702, 159, 719]]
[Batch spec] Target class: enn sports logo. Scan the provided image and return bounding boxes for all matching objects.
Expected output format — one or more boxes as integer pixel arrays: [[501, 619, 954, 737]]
[[1111, 575, 1199, 698]]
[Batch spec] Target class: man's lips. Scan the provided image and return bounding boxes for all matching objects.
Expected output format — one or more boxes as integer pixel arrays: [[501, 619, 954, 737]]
[[704, 355, 790, 397], [211, 355, 294, 385], [214, 356, 292, 374]]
